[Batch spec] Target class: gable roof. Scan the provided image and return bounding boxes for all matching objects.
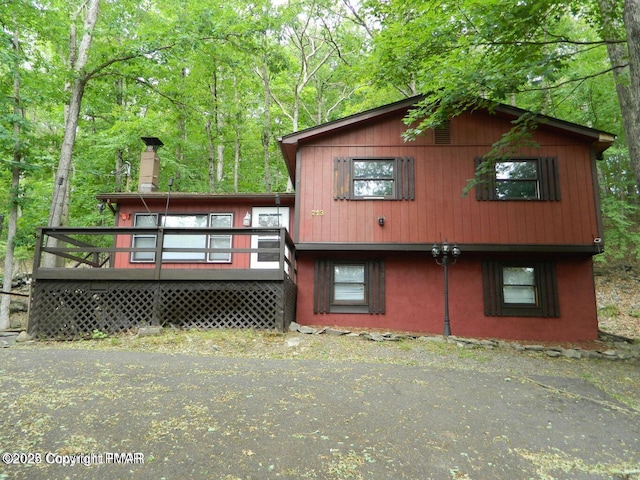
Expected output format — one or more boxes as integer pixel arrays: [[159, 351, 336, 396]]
[[278, 95, 616, 179]]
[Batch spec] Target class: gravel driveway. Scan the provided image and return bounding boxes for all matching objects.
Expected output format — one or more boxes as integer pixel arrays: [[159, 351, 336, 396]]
[[1, 332, 639, 480]]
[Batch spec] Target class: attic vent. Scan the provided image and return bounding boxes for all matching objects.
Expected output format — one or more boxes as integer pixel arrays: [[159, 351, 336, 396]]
[[434, 121, 451, 144]]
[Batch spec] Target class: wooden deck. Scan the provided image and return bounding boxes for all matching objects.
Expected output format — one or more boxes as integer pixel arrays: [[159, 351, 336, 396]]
[[29, 227, 297, 338]]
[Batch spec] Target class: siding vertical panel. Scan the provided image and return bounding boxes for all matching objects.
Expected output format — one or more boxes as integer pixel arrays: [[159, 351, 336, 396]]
[[450, 149, 464, 242], [559, 148, 577, 243], [311, 147, 320, 241], [572, 147, 597, 241], [458, 149, 472, 243]]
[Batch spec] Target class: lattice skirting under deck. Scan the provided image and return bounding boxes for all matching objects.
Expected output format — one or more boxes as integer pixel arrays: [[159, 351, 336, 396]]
[[28, 279, 297, 339]]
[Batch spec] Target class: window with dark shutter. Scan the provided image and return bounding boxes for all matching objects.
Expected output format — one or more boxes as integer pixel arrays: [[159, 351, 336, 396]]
[[334, 157, 414, 200], [314, 259, 385, 314], [475, 157, 560, 201], [482, 260, 559, 317]]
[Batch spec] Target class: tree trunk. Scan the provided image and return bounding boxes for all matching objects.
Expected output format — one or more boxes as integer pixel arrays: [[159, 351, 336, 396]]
[[233, 75, 240, 193], [48, 0, 99, 229], [260, 61, 272, 193], [115, 77, 126, 192], [207, 67, 224, 191], [206, 117, 216, 191], [600, 0, 640, 193], [0, 28, 22, 330], [47, 77, 87, 229], [44, 0, 100, 268], [622, 0, 640, 193]]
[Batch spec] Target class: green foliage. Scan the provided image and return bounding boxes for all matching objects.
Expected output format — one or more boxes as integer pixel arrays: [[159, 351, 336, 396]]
[[598, 195, 640, 263], [91, 329, 109, 340], [0, 0, 637, 267]]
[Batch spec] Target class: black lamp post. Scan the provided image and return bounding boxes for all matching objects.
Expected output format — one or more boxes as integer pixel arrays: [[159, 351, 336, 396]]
[[431, 241, 461, 337]]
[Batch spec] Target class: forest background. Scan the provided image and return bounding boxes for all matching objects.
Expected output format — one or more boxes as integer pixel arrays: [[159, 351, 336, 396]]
[[1, 0, 639, 328]]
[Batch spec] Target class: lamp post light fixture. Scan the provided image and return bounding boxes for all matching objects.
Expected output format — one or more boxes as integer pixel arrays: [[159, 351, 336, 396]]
[[431, 241, 461, 337]]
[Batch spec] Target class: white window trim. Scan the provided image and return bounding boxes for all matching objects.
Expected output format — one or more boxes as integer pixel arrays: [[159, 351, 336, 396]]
[[130, 212, 234, 264]]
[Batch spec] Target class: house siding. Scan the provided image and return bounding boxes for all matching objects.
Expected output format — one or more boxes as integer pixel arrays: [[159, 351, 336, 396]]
[[295, 111, 600, 247], [295, 253, 598, 342]]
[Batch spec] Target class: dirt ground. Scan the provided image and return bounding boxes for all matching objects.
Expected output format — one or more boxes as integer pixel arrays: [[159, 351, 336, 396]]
[[594, 267, 640, 340]]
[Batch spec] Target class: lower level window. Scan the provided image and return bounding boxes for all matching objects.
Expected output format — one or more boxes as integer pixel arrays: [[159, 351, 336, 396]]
[[482, 260, 559, 317], [333, 264, 366, 304], [502, 267, 537, 304], [314, 259, 385, 314]]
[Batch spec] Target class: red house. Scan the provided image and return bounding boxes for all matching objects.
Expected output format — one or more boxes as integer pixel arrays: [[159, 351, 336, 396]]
[[280, 96, 614, 342], [28, 96, 615, 342]]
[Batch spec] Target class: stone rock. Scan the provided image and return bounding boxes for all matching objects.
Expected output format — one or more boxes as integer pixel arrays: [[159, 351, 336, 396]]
[[298, 325, 317, 334], [285, 337, 302, 348], [288, 322, 301, 332], [382, 333, 403, 341], [325, 328, 350, 336], [561, 349, 582, 359], [0, 332, 18, 347], [545, 350, 562, 357], [581, 350, 602, 359], [364, 333, 385, 342], [617, 353, 636, 360], [524, 345, 546, 351], [137, 326, 162, 337], [16, 331, 32, 343], [418, 336, 445, 343], [9, 300, 28, 314]]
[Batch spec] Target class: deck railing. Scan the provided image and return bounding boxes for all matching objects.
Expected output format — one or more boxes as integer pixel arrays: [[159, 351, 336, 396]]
[[33, 226, 297, 283]]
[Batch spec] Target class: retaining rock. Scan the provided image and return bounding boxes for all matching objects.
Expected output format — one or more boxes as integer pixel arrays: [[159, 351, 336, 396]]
[[287, 324, 639, 361]]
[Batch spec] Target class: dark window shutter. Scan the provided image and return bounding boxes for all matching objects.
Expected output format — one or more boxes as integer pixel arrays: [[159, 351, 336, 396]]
[[314, 259, 331, 313], [396, 157, 415, 200], [367, 260, 386, 314], [482, 260, 501, 315], [538, 157, 560, 201], [475, 157, 495, 201], [538, 261, 560, 317], [334, 158, 351, 200]]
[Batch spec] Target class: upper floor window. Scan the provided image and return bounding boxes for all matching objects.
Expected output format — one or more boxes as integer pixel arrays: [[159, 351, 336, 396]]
[[334, 157, 414, 200], [353, 160, 395, 198], [475, 157, 560, 201], [495, 160, 539, 199]]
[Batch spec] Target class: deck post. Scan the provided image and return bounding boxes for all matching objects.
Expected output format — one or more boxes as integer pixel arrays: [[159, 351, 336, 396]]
[[154, 228, 165, 280], [151, 284, 162, 327], [275, 282, 285, 332]]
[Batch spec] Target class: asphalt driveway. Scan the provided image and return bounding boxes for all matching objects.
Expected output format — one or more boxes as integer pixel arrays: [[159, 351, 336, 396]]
[[1, 347, 639, 479]]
